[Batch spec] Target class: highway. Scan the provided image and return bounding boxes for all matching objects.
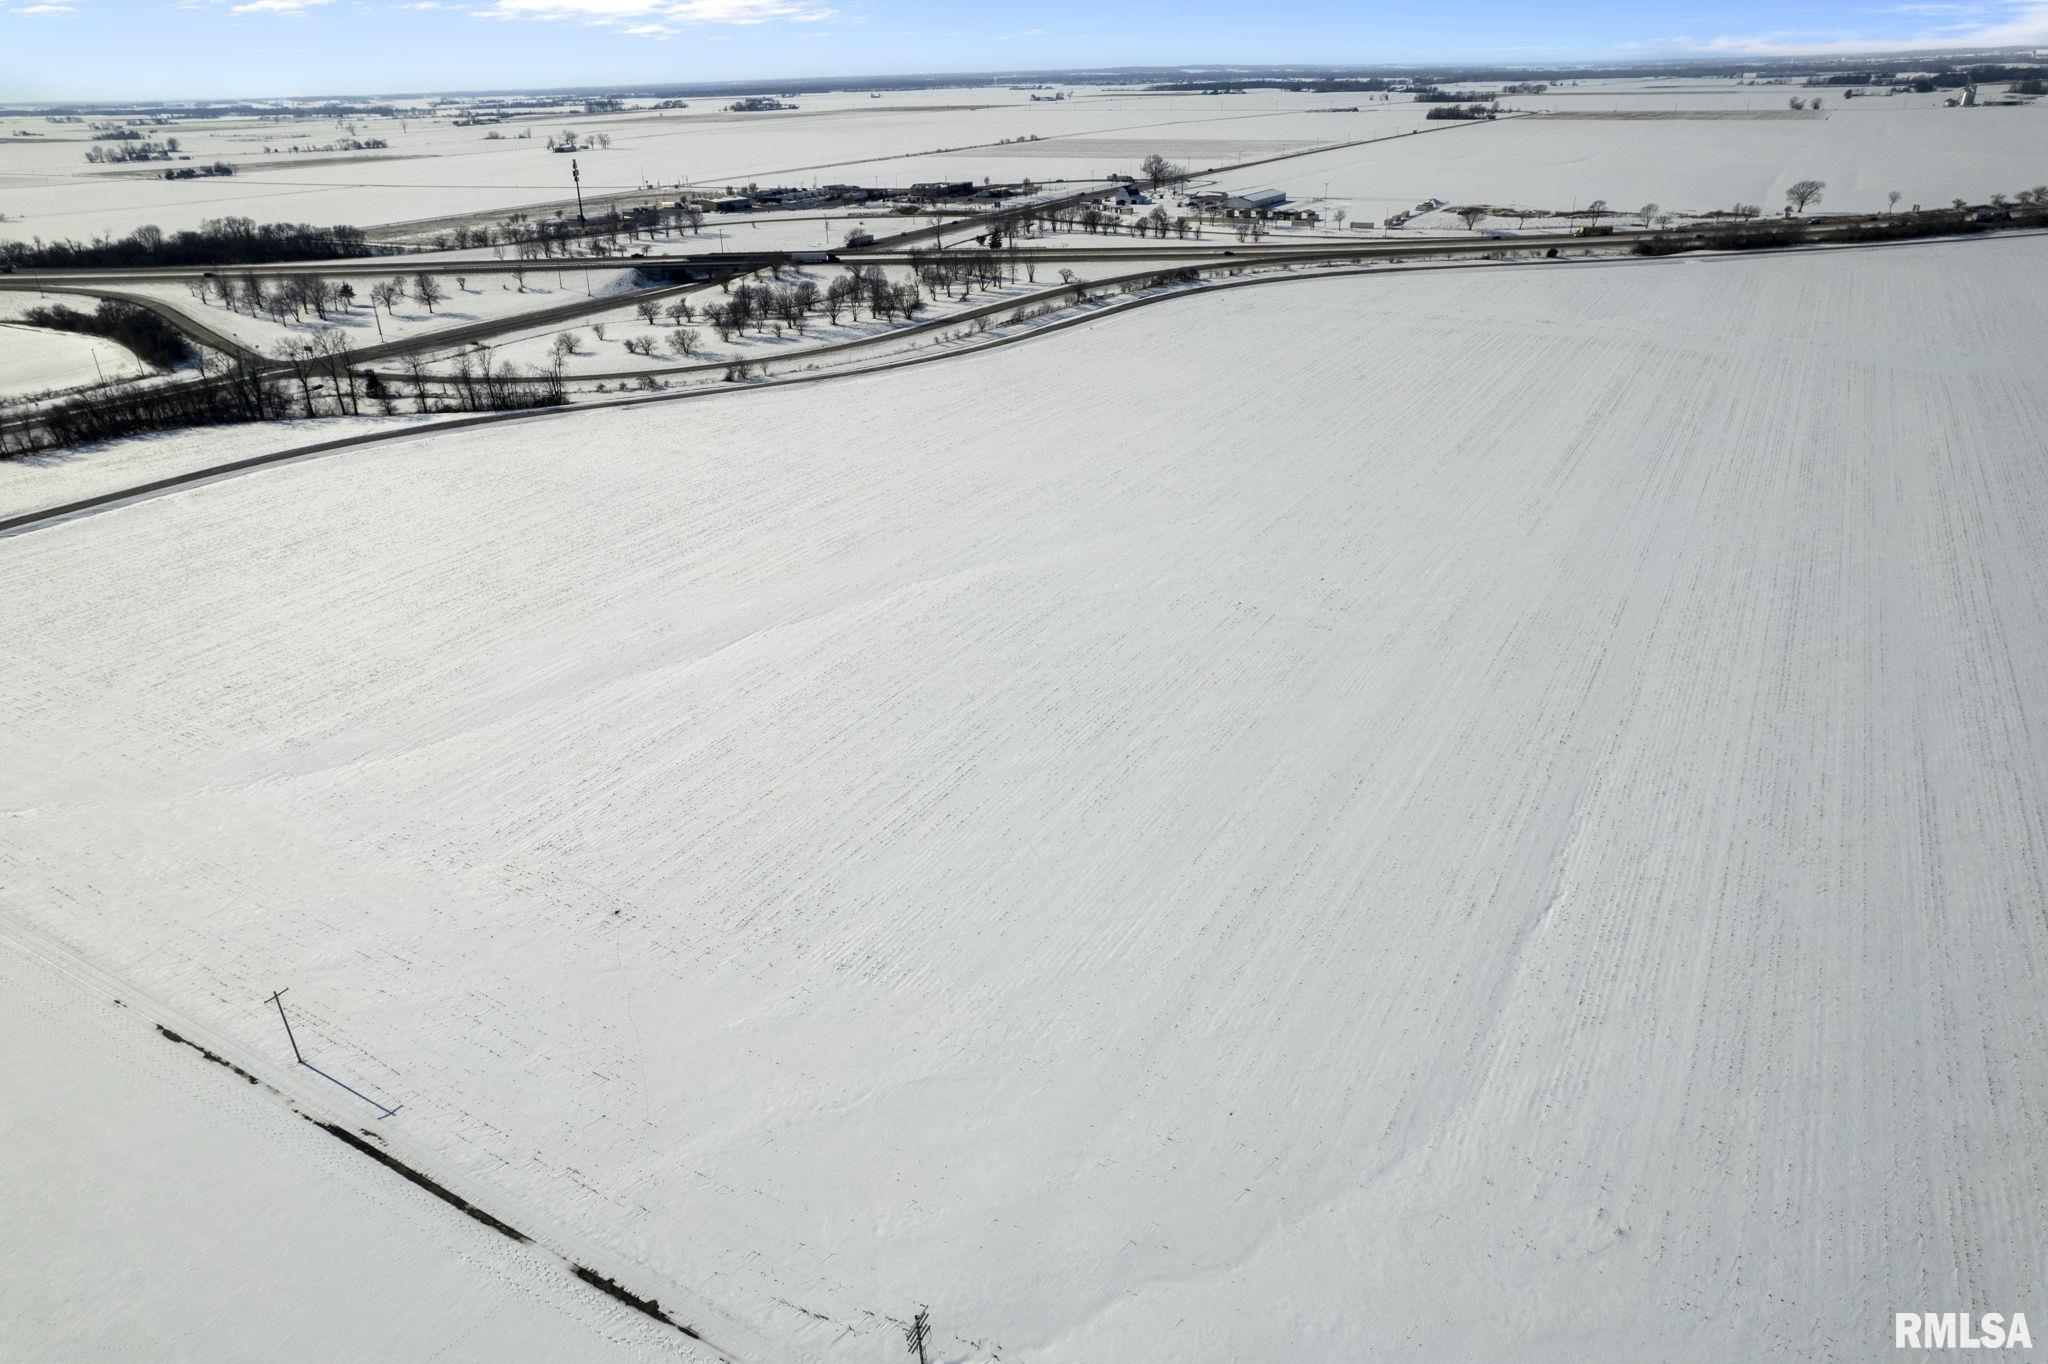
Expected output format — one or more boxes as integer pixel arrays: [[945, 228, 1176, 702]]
[[11, 224, 2041, 539], [4, 203, 2036, 441]]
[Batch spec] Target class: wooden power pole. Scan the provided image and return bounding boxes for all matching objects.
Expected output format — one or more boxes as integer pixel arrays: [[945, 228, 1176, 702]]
[[904, 1306, 930, 1364]]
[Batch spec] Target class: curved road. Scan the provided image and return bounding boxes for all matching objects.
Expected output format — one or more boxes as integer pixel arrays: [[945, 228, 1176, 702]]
[[10, 228, 2037, 542]]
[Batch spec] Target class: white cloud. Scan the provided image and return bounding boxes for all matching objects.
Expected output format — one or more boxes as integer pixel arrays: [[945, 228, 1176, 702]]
[[229, 0, 331, 13], [470, 0, 831, 29], [9, 3, 79, 13], [1642, 0, 2048, 53]]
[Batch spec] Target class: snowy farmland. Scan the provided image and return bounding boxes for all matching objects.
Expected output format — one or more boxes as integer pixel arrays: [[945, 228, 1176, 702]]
[[0, 316, 154, 397], [5, 231, 2046, 1361], [5, 77, 2038, 250], [0, 937, 713, 1364], [0, 88, 1384, 246], [1230, 97, 2048, 222]]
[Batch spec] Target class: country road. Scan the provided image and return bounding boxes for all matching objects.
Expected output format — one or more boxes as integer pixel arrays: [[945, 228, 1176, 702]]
[[9, 228, 2038, 540]]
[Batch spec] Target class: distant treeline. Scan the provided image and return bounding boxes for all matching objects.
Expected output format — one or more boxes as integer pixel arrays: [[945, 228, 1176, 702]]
[[1145, 78, 1406, 93], [1413, 89, 1499, 103], [0, 102, 407, 119], [1425, 105, 1498, 120], [1632, 204, 2044, 257], [21, 299, 193, 369], [1806, 64, 2046, 88], [0, 216, 385, 271]]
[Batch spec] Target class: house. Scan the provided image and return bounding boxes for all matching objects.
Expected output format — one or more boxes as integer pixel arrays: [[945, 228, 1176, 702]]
[[1108, 185, 1152, 207]]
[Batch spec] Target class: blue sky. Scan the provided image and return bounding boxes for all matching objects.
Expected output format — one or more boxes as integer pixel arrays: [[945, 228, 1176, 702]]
[[2, 0, 2044, 99]]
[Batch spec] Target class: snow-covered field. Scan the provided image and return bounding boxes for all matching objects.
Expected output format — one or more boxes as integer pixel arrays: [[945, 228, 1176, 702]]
[[0, 318, 153, 397], [0, 413, 459, 522], [1236, 98, 2046, 221], [16, 78, 2028, 250], [5, 232, 2046, 1361], [0, 88, 1382, 245], [0, 935, 712, 1363]]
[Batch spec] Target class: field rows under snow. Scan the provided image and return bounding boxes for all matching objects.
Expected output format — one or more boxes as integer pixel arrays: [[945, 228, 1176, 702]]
[[5, 234, 2047, 1361]]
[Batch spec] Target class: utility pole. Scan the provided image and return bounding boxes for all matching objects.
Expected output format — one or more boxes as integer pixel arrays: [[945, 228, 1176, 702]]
[[267, 988, 304, 1063], [572, 157, 587, 226], [903, 1306, 930, 1364]]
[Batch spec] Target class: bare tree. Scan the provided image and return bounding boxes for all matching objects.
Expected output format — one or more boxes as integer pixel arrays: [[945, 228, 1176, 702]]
[[634, 297, 662, 325], [1786, 179, 1825, 213], [1636, 201, 1660, 227], [668, 327, 702, 359], [823, 275, 855, 324], [1138, 153, 1183, 189], [401, 352, 434, 413], [1887, 189, 1902, 213], [308, 327, 360, 415], [552, 331, 580, 360], [663, 298, 693, 326], [1456, 206, 1487, 231], [274, 340, 320, 415], [413, 272, 446, 313]]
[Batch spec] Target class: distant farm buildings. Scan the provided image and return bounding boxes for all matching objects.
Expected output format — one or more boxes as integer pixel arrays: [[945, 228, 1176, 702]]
[[1187, 189, 1296, 219]]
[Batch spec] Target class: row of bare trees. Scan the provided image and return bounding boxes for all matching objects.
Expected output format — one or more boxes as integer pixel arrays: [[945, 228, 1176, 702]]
[[190, 269, 456, 326], [270, 333, 564, 417], [2, 353, 282, 459], [702, 269, 925, 340], [0, 326, 568, 459]]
